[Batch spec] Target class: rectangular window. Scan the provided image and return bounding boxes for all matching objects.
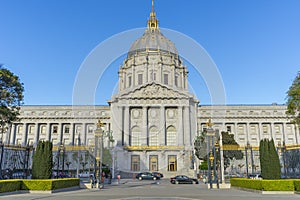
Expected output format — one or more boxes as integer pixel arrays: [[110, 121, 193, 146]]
[[149, 155, 158, 171], [41, 125, 46, 134], [226, 126, 231, 133], [168, 155, 177, 171], [164, 74, 168, 85], [175, 75, 178, 87], [250, 125, 256, 135], [52, 125, 58, 134], [262, 125, 268, 134], [287, 125, 292, 134], [275, 125, 280, 134], [76, 126, 82, 134], [52, 138, 58, 145], [128, 76, 132, 87], [88, 126, 94, 133], [64, 125, 70, 134], [138, 74, 143, 85], [17, 125, 23, 135], [17, 139, 22, 145], [131, 155, 140, 171], [153, 73, 156, 81], [28, 139, 34, 145], [238, 125, 244, 135], [29, 125, 34, 134], [88, 138, 94, 146]]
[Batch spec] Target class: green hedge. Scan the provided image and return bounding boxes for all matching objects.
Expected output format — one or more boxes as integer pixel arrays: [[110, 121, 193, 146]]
[[0, 180, 22, 193], [230, 178, 262, 190], [231, 178, 300, 191], [294, 180, 300, 192], [261, 180, 294, 191], [0, 178, 79, 193]]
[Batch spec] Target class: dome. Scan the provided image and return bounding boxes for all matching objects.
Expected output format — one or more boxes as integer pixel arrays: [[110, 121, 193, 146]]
[[128, 29, 178, 57]]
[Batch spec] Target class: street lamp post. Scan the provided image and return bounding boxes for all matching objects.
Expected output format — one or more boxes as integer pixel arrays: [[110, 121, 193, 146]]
[[95, 120, 104, 189], [206, 118, 219, 189], [56, 146, 60, 178], [60, 144, 65, 176]]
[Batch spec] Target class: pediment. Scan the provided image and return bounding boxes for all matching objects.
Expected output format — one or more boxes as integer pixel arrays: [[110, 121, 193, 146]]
[[118, 83, 191, 100]]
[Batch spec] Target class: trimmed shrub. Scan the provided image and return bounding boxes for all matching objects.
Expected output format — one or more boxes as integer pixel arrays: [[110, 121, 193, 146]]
[[261, 180, 294, 191], [230, 178, 300, 191], [294, 180, 300, 192], [1, 178, 79, 193], [0, 180, 22, 193], [230, 178, 262, 190], [21, 178, 79, 191], [52, 178, 80, 190]]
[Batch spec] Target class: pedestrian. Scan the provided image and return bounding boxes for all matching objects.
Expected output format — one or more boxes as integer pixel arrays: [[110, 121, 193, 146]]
[[117, 174, 121, 184]]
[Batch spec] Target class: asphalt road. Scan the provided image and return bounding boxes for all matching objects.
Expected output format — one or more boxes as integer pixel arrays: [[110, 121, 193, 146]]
[[0, 179, 299, 200]]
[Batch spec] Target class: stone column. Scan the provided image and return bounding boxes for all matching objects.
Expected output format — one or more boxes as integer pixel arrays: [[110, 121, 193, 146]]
[[70, 123, 75, 145], [34, 123, 39, 146], [184, 106, 191, 146], [295, 124, 299, 144], [58, 123, 63, 144], [171, 65, 175, 86], [181, 70, 185, 90], [283, 123, 287, 143], [83, 123, 88, 146], [160, 106, 165, 146], [178, 106, 184, 146], [270, 123, 275, 140], [142, 107, 148, 146], [46, 123, 51, 142], [9, 124, 16, 145], [124, 106, 130, 146], [21, 123, 28, 146], [184, 72, 188, 90], [132, 67, 135, 86], [158, 63, 162, 83], [246, 123, 250, 144], [259, 123, 264, 140], [234, 122, 238, 141]]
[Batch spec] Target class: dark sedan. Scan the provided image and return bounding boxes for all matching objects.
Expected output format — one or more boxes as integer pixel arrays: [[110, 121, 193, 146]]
[[136, 172, 160, 180], [170, 175, 199, 184], [152, 172, 164, 178]]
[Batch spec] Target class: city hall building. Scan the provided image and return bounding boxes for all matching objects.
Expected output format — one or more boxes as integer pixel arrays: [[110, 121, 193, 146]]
[[2, 3, 299, 177]]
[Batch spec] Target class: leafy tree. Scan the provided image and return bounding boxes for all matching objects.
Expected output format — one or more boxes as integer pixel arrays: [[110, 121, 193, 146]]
[[221, 132, 243, 170], [32, 140, 53, 179], [194, 131, 243, 171], [194, 131, 207, 160], [286, 72, 300, 131], [0, 66, 24, 141], [199, 160, 208, 170]]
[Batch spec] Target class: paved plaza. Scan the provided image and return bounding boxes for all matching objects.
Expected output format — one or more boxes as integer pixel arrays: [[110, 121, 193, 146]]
[[0, 179, 299, 200]]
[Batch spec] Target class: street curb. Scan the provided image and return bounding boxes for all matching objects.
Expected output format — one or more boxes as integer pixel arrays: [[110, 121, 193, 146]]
[[232, 186, 297, 194]]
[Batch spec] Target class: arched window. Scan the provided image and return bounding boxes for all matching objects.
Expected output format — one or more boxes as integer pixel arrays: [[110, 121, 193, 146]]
[[131, 126, 141, 146], [149, 126, 158, 146], [166, 126, 177, 146]]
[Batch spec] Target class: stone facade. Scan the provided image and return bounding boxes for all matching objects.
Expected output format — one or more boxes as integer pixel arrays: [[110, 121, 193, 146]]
[[2, 2, 299, 178]]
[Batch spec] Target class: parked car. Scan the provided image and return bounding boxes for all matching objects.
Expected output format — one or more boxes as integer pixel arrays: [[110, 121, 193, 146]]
[[152, 172, 164, 178], [170, 175, 199, 184], [136, 172, 160, 180], [248, 174, 262, 180]]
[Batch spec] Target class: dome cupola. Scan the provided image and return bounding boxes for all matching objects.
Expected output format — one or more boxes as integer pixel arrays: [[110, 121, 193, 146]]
[[128, 0, 178, 58]]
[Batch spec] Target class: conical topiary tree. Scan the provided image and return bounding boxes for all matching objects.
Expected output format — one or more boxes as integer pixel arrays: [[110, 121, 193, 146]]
[[32, 140, 53, 179], [259, 138, 281, 179]]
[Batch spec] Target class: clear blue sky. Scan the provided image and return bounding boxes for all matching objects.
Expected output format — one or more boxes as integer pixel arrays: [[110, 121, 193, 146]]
[[0, 0, 299, 106]]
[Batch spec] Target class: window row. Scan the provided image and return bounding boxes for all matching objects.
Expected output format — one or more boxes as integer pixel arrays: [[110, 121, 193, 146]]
[[130, 125, 177, 146], [131, 155, 177, 172], [126, 72, 182, 87], [15, 124, 97, 135]]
